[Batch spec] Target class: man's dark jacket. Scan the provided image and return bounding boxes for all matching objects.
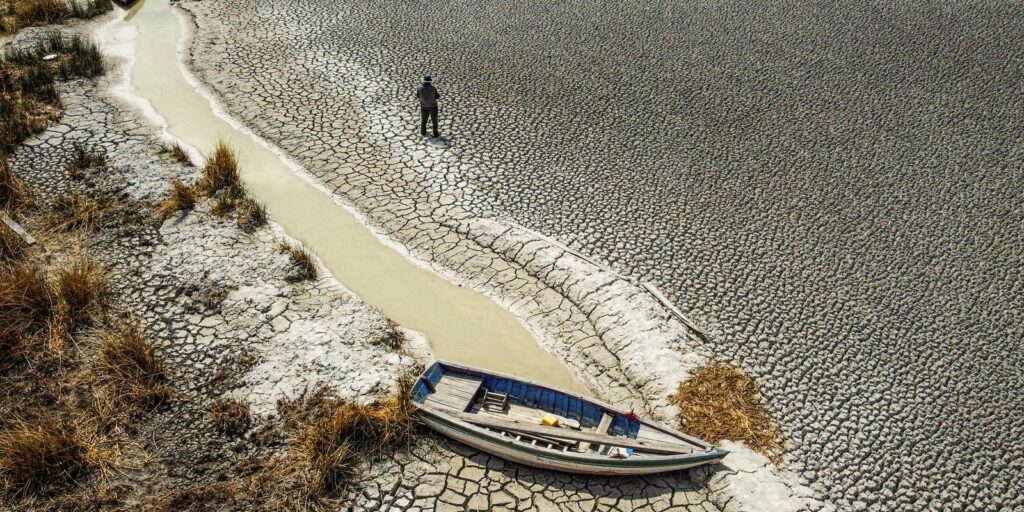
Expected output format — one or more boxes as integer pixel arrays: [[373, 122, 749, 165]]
[[416, 82, 441, 108]]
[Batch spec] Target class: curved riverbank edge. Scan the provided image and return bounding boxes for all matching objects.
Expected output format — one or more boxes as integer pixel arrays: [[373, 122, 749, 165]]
[[94, 3, 831, 509]]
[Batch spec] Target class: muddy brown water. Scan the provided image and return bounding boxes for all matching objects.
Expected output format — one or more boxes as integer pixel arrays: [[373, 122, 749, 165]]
[[106, 0, 588, 393]]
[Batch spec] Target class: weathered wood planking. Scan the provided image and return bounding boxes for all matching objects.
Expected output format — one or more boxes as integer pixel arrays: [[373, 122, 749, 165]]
[[449, 411, 694, 455]]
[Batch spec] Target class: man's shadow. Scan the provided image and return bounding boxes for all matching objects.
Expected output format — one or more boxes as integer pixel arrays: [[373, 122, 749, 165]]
[[426, 135, 452, 149]]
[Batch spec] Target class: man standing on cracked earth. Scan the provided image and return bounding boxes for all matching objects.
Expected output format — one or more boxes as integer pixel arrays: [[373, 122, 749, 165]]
[[416, 75, 441, 138]]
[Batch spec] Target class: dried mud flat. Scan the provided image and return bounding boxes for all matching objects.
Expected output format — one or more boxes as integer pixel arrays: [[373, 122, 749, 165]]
[[2, 10, 825, 512], [178, 1, 1024, 511]]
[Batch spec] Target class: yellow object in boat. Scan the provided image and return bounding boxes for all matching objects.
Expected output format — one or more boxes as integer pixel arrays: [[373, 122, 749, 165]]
[[541, 414, 559, 427]]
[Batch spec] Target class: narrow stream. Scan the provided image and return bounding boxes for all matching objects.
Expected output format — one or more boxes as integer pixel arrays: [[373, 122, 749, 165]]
[[105, 0, 587, 393]]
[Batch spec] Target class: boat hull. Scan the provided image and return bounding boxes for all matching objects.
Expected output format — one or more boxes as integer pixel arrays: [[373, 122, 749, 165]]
[[417, 405, 726, 476]]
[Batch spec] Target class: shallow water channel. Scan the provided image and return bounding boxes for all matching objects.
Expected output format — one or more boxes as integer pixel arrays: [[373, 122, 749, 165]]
[[110, 0, 587, 393]]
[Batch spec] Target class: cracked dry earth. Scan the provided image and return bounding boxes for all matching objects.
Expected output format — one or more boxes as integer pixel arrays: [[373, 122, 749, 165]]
[[3, 18, 795, 512], [179, 1, 1024, 511]]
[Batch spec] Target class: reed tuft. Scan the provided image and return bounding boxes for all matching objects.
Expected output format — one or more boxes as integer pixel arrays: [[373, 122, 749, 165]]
[[276, 240, 317, 280], [45, 193, 107, 232], [281, 379, 416, 496], [0, 415, 90, 499], [96, 320, 171, 411], [156, 179, 197, 220], [234, 197, 266, 233], [200, 141, 240, 195]]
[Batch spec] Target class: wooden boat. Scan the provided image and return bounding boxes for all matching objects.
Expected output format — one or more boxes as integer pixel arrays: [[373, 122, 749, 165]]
[[411, 361, 727, 475]]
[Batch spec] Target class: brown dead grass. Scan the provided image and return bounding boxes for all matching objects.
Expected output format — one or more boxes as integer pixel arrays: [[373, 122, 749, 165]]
[[164, 142, 191, 166], [0, 414, 90, 499], [51, 252, 110, 328], [1, 152, 31, 211], [3, 0, 112, 32], [156, 179, 197, 220], [209, 398, 251, 436], [45, 192, 109, 232], [0, 260, 58, 368], [209, 188, 239, 217], [0, 220, 27, 262], [281, 382, 416, 496], [668, 361, 786, 464], [235, 197, 266, 233], [12, 0, 68, 28], [96, 320, 171, 412], [276, 240, 317, 280], [0, 254, 108, 373], [200, 141, 240, 195]]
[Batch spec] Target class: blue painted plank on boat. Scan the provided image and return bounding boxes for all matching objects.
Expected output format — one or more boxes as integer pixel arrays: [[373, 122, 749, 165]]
[[525, 385, 540, 407], [513, 382, 526, 401], [570, 396, 583, 421]]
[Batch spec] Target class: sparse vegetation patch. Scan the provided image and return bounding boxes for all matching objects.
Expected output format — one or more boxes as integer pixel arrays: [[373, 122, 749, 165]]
[[209, 398, 251, 436], [200, 141, 241, 195], [280, 383, 416, 496], [276, 240, 317, 280], [96, 320, 172, 413], [235, 196, 266, 232], [65, 143, 106, 176], [163, 142, 192, 166], [156, 179, 197, 220], [45, 192, 108, 231], [0, 415, 90, 499]]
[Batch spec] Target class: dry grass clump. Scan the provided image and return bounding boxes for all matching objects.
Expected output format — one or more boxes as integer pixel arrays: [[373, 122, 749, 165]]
[[0, 152, 31, 210], [276, 240, 317, 280], [95, 320, 171, 411], [45, 192, 108, 231], [235, 197, 266, 232], [209, 187, 239, 217], [4, 0, 112, 31], [0, 415, 90, 499], [65, 143, 106, 176], [668, 361, 786, 464], [0, 259, 57, 332], [163, 142, 191, 166], [0, 254, 108, 372], [12, 0, 69, 27], [0, 220, 27, 262], [200, 141, 241, 194], [56, 35, 103, 80], [209, 398, 251, 436], [281, 384, 416, 496], [156, 179, 196, 220], [192, 140, 272, 233], [51, 253, 110, 328]]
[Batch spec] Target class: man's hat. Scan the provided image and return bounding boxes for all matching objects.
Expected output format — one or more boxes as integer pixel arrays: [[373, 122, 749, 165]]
[[423, 75, 432, 83]]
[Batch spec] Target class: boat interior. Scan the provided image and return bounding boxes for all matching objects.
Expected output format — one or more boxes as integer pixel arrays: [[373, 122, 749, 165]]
[[413, 363, 706, 458]]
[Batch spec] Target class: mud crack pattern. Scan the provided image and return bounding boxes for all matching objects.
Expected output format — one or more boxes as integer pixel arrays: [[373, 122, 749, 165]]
[[180, 1, 1024, 510]]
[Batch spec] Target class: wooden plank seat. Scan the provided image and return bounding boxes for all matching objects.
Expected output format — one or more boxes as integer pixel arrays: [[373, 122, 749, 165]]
[[423, 374, 483, 413]]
